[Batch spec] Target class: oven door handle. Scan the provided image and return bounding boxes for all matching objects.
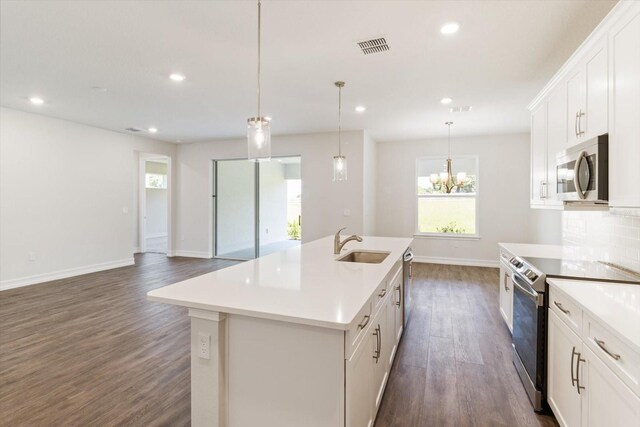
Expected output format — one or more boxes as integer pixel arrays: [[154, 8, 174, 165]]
[[512, 272, 544, 307]]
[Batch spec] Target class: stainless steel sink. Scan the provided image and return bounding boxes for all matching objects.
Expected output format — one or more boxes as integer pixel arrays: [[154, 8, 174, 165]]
[[337, 250, 390, 264]]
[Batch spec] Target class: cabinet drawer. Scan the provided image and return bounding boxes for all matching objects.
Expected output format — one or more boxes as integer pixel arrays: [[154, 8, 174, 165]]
[[373, 280, 388, 311], [345, 298, 373, 359], [583, 312, 640, 397], [549, 287, 582, 334]]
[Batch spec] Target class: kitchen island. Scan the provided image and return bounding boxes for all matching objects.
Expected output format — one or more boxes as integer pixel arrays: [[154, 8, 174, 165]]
[[147, 235, 413, 427]]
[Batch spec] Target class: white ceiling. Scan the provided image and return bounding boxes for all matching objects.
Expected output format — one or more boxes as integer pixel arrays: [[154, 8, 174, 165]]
[[0, 0, 616, 143]]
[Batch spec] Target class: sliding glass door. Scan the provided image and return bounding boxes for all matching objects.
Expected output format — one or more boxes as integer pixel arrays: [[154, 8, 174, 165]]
[[213, 157, 301, 260]]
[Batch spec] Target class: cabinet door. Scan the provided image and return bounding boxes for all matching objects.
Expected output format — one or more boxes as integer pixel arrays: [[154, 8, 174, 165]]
[[548, 310, 583, 427], [372, 304, 389, 411], [581, 347, 640, 427], [584, 39, 608, 140], [546, 84, 567, 206], [498, 265, 513, 332], [567, 69, 586, 146], [609, 6, 640, 207], [346, 331, 374, 427], [531, 104, 548, 205]]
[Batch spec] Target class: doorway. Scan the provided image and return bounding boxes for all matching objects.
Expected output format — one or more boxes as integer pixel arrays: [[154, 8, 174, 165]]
[[139, 155, 171, 254], [212, 156, 301, 260]]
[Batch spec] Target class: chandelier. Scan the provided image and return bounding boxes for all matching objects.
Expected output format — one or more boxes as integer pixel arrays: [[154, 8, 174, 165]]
[[429, 121, 467, 193]]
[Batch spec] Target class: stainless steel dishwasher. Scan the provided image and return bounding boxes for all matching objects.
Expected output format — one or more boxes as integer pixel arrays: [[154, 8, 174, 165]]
[[403, 247, 413, 327]]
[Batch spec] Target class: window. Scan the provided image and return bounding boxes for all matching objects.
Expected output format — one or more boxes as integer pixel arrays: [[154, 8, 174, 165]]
[[145, 173, 167, 189], [416, 156, 478, 236]]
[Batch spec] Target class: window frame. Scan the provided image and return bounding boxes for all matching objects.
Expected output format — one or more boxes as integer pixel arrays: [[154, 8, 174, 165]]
[[414, 155, 480, 239]]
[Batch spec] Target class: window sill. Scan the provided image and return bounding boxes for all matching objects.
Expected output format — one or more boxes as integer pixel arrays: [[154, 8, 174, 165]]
[[413, 233, 481, 241]]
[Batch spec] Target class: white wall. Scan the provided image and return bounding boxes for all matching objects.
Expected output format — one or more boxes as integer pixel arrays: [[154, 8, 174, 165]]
[[0, 107, 175, 289], [362, 132, 377, 235], [144, 161, 168, 237], [175, 131, 365, 257], [259, 161, 289, 246], [376, 133, 531, 266]]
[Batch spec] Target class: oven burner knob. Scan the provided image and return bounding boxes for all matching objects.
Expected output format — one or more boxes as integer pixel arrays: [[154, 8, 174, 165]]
[[525, 270, 538, 281]]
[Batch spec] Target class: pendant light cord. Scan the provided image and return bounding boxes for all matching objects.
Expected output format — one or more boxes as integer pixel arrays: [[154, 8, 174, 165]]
[[257, 0, 261, 119], [447, 122, 451, 159], [338, 84, 342, 156]]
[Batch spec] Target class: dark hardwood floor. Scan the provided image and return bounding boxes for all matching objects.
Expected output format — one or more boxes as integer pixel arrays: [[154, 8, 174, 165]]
[[0, 254, 239, 427], [375, 263, 558, 427], [1, 255, 557, 426]]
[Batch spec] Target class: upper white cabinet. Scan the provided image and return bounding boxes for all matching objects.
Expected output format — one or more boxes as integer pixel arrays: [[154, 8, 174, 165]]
[[609, 6, 640, 207], [528, 1, 640, 209]]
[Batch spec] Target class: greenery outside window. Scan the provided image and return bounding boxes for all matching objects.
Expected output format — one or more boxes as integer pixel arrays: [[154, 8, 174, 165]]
[[145, 173, 167, 189], [416, 156, 479, 237]]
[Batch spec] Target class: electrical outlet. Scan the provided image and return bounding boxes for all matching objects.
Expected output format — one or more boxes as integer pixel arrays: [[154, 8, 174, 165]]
[[343, 209, 351, 217], [122, 207, 129, 214], [28, 252, 36, 262], [198, 333, 210, 360]]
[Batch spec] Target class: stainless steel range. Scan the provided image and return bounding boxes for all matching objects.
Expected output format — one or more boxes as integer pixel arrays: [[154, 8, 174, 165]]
[[506, 256, 547, 412]]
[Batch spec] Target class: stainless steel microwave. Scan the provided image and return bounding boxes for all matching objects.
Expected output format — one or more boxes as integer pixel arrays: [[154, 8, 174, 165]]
[[556, 134, 608, 203]]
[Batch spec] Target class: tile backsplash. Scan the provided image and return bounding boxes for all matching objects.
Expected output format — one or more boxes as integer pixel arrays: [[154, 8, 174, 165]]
[[563, 210, 640, 273]]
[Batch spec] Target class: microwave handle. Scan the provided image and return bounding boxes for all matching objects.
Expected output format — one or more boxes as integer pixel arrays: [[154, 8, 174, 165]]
[[574, 151, 588, 200]]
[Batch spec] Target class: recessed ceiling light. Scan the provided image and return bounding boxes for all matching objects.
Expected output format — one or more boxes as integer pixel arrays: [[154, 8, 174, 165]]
[[148, 127, 158, 133], [440, 97, 453, 104], [169, 73, 185, 82], [91, 86, 108, 92], [440, 22, 459, 35], [29, 97, 44, 105], [355, 106, 366, 113]]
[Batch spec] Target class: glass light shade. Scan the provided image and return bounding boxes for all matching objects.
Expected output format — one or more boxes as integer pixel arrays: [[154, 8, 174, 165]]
[[430, 173, 439, 184], [439, 171, 449, 183], [333, 155, 347, 181], [247, 117, 271, 162], [456, 171, 467, 184]]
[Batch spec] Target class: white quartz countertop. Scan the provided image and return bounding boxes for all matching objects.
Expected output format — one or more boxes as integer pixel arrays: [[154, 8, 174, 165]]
[[548, 278, 640, 352], [147, 236, 412, 330]]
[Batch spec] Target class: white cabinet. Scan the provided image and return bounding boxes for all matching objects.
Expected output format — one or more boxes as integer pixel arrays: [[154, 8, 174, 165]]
[[346, 264, 403, 427], [581, 346, 640, 427], [531, 104, 548, 206], [548, 310, 583, 427], [609, 6, 640, 208], [498, 260, 513, 332], [547, 285, 640, 427], [529, 1, 640, 209], [346, 329, 374, 427]]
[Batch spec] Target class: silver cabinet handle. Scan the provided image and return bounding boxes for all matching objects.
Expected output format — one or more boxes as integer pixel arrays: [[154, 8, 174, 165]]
[[358, 315, 370, 330], [594, 338, 621, 361], [576, 351, 586, 394], [394, 285, 401, 306], [575, 111, 579, 137], [554, 301, 570, 315], [571, 346, 578, 387], [503, 273, 509, 291], [578, 110, 585, 136], [378, 288, 387, 298], [373, 325, 381, 362]]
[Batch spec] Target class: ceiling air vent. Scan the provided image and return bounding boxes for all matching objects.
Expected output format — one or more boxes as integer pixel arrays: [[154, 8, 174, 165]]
[[450, 106, 473, 113], [125, 127, 142, 132], [357, 37, 389, 55]]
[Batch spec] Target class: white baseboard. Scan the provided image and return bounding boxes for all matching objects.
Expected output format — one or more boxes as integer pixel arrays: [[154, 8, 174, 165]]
[[413, 255, 499, 268], [0, 258, 135, 292], [133, 246, 141, 254], [171, 250, 212, 259]]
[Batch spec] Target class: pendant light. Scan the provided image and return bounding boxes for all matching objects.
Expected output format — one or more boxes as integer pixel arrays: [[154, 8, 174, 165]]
[[429, 121, 467, 193], [333, 81, 347, 181], [247, 0, 271, 161]]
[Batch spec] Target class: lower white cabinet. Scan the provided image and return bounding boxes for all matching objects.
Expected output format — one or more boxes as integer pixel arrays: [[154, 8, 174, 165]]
[[346, 266, 402, 427], [499, 259, 513, 332], [547, 303, 640, 427], [548, 310, 583, 427]]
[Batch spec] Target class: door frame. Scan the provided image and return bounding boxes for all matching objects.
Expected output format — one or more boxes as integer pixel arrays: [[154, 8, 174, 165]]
[[138, 153, 172, 256], [210, 155, 302, 260]]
